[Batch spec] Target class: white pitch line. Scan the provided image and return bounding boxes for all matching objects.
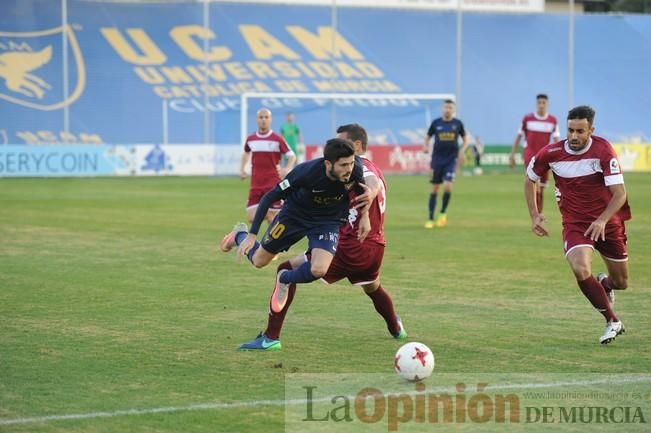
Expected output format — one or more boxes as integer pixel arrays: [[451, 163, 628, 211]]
[[1, 376, 650, 426]]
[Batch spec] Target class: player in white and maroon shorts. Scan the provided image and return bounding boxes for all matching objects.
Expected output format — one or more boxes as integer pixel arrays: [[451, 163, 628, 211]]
[[525, 105, 631, 345], [511, 94, 560, 212], [238, 124, 406, 351], [240, 108, 295, 224]]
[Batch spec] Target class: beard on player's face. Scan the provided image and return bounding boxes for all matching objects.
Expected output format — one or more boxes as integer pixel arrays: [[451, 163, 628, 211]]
[[326, 158, 354, 182], [568, 134, 590, 150], [569, 139, 586, 150], [329, 166, 351, 182]]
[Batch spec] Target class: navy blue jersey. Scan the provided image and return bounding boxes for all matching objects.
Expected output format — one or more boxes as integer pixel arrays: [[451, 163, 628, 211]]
[[427, 117, 466, 165], [249, 156, 365, 235]]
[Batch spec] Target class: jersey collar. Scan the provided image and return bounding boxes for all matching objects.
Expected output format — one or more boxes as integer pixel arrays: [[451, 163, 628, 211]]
[[256, 129, 274, 138], [564, 137, 593, 155], [533, 112, 549, 120]]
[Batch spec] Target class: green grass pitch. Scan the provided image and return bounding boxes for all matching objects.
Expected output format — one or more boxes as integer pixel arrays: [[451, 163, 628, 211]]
[[1, 173, 650, 432]]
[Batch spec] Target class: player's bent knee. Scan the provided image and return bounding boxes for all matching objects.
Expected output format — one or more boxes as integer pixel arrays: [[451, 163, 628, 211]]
[[571, 266, 592, 281], [567, 255, 591, 281], [310, 268, 327, 279], [362, 283, 379, 294], [309, 265, 328, 279], [251, 252, 272, 269], [251, 258, 267, 269]]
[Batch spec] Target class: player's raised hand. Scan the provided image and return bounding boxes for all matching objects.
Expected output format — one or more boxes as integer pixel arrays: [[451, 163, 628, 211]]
[[236, 233, 256, 261], [357, 212, 371, 242], [531, 214, 549, 237], [584, 218, 607, 242]]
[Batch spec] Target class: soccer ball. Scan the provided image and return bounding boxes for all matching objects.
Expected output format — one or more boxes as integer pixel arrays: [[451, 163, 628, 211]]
[[394, 342, 435, 381]]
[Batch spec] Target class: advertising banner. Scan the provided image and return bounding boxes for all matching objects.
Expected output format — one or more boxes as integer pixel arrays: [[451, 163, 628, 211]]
[[0, 145, 130, 177], [0, 144, 244, 177]]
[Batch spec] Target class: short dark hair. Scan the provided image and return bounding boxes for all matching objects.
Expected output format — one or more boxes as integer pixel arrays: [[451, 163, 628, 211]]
[[324, 138, 355, 163], [536, 94, 548, 100], [567, 105, 596, 125], [336, 123, 368, 152], [444, 99, 455, 105]]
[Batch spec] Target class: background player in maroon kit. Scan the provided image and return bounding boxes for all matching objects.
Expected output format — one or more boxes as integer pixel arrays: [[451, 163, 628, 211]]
[[511, 94, 560, 212], [239, 123, 406, 351], [240, 108, 296, 224], [525, 105, 631, 344]]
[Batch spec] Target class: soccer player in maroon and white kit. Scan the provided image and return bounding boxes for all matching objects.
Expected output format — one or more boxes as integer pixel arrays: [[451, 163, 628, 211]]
[[239, 123, 405, 350], [511, 94, 561, 212], [525, 105, 631, 344], [240, 108, 296, 224]]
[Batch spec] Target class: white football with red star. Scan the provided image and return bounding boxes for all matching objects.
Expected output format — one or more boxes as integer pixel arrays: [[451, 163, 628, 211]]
[[394, 342, 435, 381]]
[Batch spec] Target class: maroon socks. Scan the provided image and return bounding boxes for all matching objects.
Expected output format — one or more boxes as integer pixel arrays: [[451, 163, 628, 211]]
[[578, 276, 618, 322]]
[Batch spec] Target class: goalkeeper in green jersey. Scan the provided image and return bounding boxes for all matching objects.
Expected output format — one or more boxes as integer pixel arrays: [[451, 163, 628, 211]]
[[280, 112, 304, 163]]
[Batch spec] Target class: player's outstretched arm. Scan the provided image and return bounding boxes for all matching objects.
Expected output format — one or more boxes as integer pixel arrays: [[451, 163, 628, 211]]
[[248, 187, 283, 237], [524, 177, 548, 237], [584, 183, 627, 242], [236, 187, 282, 260]]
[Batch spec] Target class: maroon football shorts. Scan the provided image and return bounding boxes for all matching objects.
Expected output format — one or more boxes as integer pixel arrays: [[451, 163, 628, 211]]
[[247, 187, 282, 210], [562, 221, 628, 262], [323, 242, 385, 285]]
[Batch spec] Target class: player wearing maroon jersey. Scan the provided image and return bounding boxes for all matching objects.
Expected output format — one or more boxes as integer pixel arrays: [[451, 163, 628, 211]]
[[240, 108, 296, 224], [511, 94, 560, 212], [239, 123, 406, 351], [525, 105, 631, 344]]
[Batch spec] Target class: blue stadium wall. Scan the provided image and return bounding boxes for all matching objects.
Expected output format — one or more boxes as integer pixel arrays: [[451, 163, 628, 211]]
[[1, 1, 650, 153]]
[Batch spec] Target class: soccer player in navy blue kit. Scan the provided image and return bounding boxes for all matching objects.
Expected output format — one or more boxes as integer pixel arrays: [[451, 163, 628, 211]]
[[423, 99, 468, 228], [220, 138, 371, 321], [237, 124, 406, 351]]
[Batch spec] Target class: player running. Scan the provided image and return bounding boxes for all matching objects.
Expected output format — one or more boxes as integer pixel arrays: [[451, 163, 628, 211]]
[[525, 105, 631, 344], [240, 108, 296, 224], [511, 94, 560, 213], [221, 138, 371, 304], [238, 123, 406, 351], [423, 99, 468, 228]]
